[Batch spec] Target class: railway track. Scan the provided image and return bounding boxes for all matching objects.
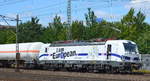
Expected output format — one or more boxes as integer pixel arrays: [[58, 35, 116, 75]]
[[0, 68, 149, 81]]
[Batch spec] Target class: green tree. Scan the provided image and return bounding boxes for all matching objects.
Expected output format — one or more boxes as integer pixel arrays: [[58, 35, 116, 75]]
[[41, 15, 67, 43], [71, 21, 85, 40], [85, 8, 98, 39], [137, 31, 150, 54], [40, 26, 56, 43], [85, 8, 97, 27], [0, 30, 7, 44], [119, 8, 149, 53], [52, 15, 67, 41], [18, 17, 43, 42], [0, 28, 16, 44]]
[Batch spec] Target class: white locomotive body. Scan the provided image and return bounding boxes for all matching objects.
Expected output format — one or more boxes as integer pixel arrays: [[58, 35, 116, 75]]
[[39, 40, 142, 72], [0, 40, 142, 72]]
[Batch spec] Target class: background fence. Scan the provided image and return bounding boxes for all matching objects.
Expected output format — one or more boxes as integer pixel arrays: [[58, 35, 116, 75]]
[[141, 54, 150, 70]]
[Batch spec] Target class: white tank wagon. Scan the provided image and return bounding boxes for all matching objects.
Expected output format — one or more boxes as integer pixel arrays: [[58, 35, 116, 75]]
[[39, 40, 142, 72], [0, 42, 44, 67]]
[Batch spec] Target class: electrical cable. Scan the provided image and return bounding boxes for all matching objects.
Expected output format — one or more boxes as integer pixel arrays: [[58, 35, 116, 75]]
[[0, 15, 16, 37], [0, 0, 28, 7], [20, 2, 110, 19], [18, 1, 65, 14]]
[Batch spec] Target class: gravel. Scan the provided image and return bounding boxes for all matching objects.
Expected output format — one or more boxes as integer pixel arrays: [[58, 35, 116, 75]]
[[0, 68, 149, 81]]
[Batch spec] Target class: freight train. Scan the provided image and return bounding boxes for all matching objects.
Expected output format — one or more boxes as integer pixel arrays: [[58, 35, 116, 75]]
[[0, 40, 142, 73]]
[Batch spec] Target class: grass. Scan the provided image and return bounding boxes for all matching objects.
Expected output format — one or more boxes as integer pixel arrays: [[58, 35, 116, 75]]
[[133, 70, 150, 74]]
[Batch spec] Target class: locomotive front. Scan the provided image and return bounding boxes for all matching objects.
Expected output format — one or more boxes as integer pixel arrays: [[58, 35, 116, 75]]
[[121, 40, 142, 70]]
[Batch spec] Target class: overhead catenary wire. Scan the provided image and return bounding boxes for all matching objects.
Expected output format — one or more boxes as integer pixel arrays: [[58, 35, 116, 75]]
[[1, 1, 66, 19], [22, 0, 126, 18], [0, 15, 16, 21], [0, 15, 16, 41], [0, 0, 31, 13], [20, 2, 111, 19], [0, 0, 132, 24], [18, 1, 66, 14], [3, 0, 116, 18], [0, 0, 23, 3], [0, 0, 29, 7], [19, 0, 107, 17]]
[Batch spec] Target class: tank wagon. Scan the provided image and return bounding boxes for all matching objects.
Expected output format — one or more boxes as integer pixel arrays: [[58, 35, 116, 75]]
[[39, 40, 142, 72], [0, 42, 44, 67]]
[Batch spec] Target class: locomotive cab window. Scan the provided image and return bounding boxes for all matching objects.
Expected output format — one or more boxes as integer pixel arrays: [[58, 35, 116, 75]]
[[123, 42, 138, 54], [107, 44, 111, 53], [107, 44, 111, 59], [45, 48, 48, 52]]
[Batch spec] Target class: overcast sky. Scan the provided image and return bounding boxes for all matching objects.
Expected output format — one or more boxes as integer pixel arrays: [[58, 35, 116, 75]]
[[0, 0, 150, 26]]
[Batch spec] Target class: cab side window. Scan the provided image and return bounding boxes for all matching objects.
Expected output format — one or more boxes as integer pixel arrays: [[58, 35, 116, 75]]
[[107, 44, 112, 59], [107, 44, 112, 53], [45, 48, 48, 53]]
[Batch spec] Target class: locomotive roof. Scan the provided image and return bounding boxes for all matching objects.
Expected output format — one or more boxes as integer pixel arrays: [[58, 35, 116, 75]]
[[50, 41, 106, 47]]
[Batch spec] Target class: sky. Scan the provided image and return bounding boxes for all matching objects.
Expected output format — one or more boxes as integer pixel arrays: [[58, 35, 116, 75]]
[[0, 0, 150, 26]]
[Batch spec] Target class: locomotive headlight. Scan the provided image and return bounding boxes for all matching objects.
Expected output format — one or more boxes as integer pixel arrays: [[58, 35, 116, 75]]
[[133, 57, 139, 61], [121, 56, 125, 61]]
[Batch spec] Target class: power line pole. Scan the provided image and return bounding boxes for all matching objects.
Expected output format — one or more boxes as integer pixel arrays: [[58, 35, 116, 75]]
[[0, 14, 21, 72], [15, 14, 20, 72], [67, 0, 71, 40]]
